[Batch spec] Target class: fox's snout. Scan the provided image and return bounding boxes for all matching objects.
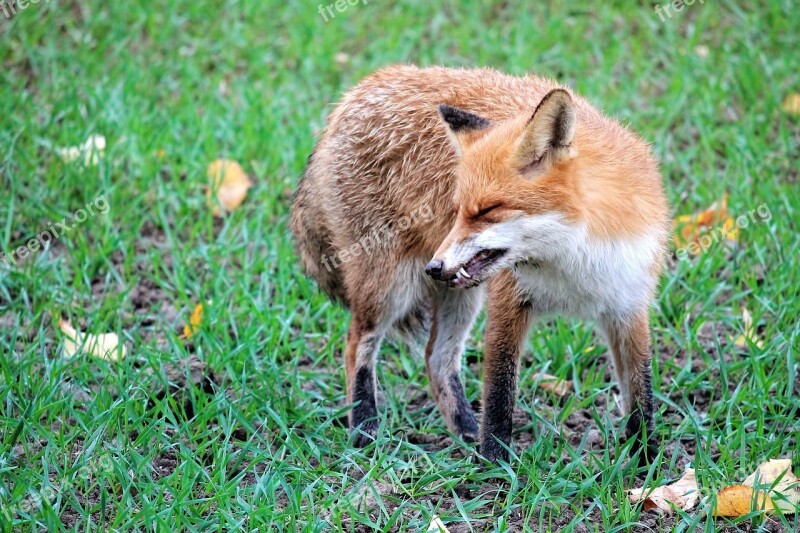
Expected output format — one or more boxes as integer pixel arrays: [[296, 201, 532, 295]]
[[424, 259, 444, 280]]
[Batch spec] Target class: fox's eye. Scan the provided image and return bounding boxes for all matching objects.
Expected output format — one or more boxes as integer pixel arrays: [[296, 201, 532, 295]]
[[473, 203, 501, 219]]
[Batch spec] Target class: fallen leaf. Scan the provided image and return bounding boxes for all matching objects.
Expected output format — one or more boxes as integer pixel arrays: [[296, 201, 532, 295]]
[[721, 216, 739, 241], [182, 303, 204, 339], [673, 194, 736, 251], [532, 372, 573, 397], [782, 93, 800, 115], [734, 306, 764, 349], [743, 458, 800, 514], [56, 134, 106, 166], [206, 159, 252, 216], [712, 484, 774, 517], [629, 468, 699, 515], [59, 318, 126, 361], [426, 515, 450, 533]]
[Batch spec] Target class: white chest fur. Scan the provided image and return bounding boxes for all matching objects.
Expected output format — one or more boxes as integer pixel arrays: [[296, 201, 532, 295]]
[[509, 221, 660, 320]]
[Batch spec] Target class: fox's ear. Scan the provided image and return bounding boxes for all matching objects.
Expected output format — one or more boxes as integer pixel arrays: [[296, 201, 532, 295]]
[[438, 104, 490, 157], [514, 89, 577, 173]]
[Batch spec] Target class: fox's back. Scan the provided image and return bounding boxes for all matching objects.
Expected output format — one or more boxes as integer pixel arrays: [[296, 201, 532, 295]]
[[307, 66, 567, 256], [293, 65, 668, 305]]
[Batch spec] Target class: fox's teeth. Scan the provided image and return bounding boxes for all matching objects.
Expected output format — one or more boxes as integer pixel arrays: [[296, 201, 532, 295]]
[[458, 267, 471, 279]]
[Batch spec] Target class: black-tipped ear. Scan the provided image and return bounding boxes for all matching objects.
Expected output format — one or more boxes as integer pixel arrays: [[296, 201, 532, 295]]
[[438, 105, 490, 132], [438, 105, 490, 156]]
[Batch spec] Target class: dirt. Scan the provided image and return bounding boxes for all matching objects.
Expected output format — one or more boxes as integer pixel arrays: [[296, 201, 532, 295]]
[[13, 337, 794, 532], [9, 223, 793, 530]]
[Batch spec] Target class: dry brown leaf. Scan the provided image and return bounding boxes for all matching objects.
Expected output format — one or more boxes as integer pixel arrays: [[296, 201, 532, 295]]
[[734, 306, 764, 349], [59, 318, 126, 361], [782, 93, 800, 115], [629, 468, 699, 515], [207, 159, 252, 215], [182, 303, 204, 339], [532, 372, 573, 397], [743, 458, 800, 514], [673, 194, 737, 251], [712, 484, 774, 517]]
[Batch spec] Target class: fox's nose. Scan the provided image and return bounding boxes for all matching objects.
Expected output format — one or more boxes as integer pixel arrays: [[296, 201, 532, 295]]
[[425, 259, 444, 280]]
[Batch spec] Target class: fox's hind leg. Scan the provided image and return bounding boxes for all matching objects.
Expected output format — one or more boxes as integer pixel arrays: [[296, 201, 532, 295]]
[[344, 258, 427, 447], [344, 314, 385, 447], [425, 286, 484, 441]]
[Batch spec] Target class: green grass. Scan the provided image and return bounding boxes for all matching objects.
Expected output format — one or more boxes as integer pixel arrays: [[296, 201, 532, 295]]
[[1, 0, 798, 530]]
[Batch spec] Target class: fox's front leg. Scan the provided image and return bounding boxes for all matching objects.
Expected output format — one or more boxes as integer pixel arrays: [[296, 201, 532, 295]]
[[480, 273, 533, 463], [600, 311, 657, 461], [425, 287, 483, 441]]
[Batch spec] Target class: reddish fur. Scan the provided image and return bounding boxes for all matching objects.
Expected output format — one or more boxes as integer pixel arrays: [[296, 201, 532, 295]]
[[292, 65, 669, 460]]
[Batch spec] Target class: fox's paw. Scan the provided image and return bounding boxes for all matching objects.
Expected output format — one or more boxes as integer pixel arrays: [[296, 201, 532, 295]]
[[454, 412, 479, 443], [479, 437, 511, 465], [350, 421, 378, 448]]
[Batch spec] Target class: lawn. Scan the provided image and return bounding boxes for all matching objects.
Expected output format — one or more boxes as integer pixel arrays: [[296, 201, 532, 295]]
[[0, 0, 798, 531]]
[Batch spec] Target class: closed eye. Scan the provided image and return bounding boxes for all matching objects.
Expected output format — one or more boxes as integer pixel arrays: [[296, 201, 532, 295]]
[[473, 203, 502, 219]]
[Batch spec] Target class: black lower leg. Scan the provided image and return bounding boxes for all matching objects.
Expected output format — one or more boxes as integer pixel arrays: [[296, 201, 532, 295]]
[[480, 374, 516, 462], [623, 365, 656, 462], [351, 366, 378, 447], [448, 373, 478, 441]]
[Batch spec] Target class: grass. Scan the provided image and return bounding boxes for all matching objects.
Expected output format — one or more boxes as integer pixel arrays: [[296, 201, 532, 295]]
[[0, 0, 798, 530]]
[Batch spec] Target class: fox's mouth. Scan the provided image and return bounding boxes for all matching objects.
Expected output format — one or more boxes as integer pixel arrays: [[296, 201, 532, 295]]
[[449, 248, 508, 288]]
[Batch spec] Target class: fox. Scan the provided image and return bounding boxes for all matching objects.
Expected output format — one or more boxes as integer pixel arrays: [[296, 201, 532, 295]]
[[291, 65, 669, 463]]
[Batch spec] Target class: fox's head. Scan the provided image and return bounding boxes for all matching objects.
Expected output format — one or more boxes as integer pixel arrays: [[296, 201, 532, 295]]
[[425, 89, 581, 289]]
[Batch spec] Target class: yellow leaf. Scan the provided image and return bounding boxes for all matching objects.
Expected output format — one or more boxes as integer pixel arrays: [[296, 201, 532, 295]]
[[782, 93, 800, 115], [672, 194, 730, 251], [183, 303, 204, 339], [206, 159, 252, 215], [59, 318, 126, 361], [712, 484, 774, 516], [721, 217, 739, 242], [734, 306, 764, 349], [629, 468, 699, 515], [743, 458, 800, 514], [532, 372, 573, 397]]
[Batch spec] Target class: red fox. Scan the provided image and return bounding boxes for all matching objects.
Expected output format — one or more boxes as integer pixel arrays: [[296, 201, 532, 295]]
[[291, 65, 669, 463]]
